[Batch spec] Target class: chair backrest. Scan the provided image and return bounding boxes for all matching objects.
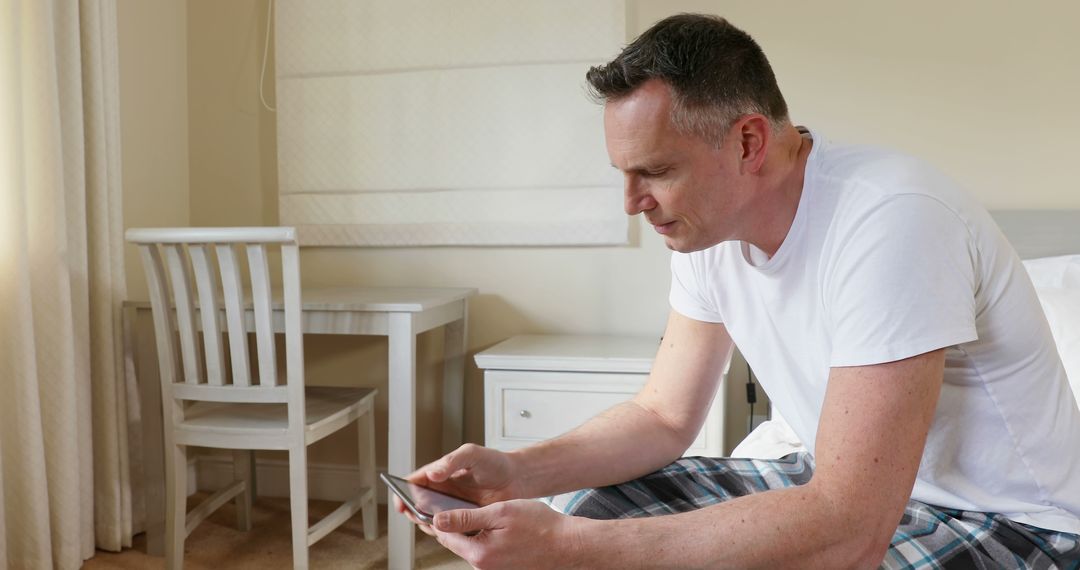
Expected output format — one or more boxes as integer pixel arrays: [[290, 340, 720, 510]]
[[126, 227, 304, 407]]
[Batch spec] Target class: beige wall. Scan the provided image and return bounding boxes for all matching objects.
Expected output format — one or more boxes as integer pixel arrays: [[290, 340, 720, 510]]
[[634, 1, 1080, 209], [118, 0, 190, 300], [119, 1, 1080, 467]]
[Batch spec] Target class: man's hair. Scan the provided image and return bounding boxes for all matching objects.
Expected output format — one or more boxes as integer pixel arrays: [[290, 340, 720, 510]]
[[586, 14, 789, 146]]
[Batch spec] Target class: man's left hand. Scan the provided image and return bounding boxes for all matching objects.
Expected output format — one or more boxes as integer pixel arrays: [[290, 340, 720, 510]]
[[431, 499, 584, 569]]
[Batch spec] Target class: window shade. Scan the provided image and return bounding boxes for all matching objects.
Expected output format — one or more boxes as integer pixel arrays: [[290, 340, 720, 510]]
[[275, 0, 628, 246]]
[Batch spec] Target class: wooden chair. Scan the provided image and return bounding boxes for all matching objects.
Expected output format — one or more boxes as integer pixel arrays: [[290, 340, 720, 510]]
[[126, 227, 378, 570]]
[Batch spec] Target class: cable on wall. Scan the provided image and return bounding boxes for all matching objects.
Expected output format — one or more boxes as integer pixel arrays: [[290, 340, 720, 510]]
[[259, 0, 276, 112]]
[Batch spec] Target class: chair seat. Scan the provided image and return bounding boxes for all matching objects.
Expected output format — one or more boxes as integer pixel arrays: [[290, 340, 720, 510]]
[[175, 387, 376, 450]]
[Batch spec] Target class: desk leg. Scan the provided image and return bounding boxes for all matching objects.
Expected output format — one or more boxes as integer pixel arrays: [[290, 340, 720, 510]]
[[388, 313, 417, 570], [441, 300, 468, 455], [128, 307, 165, 556]]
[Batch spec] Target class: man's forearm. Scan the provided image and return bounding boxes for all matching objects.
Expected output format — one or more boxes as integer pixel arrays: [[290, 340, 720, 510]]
[[509, 399, 694, 499]]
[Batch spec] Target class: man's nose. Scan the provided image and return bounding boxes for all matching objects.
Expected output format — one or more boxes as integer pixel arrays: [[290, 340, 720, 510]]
[[624, 177, 658, 215]]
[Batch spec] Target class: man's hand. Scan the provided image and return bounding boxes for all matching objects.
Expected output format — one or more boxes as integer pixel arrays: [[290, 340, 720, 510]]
[[394, 443, 527, 531], [432, 500, 585, 570], [411, 443, 524, 504]]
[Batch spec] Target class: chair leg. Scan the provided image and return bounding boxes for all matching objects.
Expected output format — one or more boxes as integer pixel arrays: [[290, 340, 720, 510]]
[[233, 450, 254, 532], [358, 412, 378, 540], [165, 442, 187, 570], [288, 445, 310, 570], [249, 450, 258, 500]]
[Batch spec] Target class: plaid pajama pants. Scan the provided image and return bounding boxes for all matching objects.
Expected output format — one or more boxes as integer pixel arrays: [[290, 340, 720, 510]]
[[543, 453, 1080, 569]]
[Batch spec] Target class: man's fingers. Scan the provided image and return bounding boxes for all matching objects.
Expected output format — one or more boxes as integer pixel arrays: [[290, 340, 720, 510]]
[[433, 504, 497, 534], [424, 443, 484, 483], [392, 495, 428, 526], [417, 522, 438, 537]]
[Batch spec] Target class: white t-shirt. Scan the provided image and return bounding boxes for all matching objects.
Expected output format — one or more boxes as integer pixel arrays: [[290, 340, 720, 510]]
[[669, 130, 1080, 534]]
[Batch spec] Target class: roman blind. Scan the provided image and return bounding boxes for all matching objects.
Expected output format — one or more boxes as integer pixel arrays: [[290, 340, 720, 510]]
[[275, 0, 627, 246]]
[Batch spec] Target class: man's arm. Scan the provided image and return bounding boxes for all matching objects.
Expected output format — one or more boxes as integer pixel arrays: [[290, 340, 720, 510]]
[[568, 348, 946, 569], [412, 310, 730, 507], [508, 309, 734, 499]]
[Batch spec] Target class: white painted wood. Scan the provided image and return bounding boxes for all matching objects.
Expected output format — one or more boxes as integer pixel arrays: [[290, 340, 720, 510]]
[[215, 244, 251, 387], [123, 304, 157, 552], [170, 384, 289, 404], [163, 245, 204, 385], [476, 336, 728, 458], [172, 388, 374, 449], [412, 299, 464, 334], [307, 495, 363, 546], [184, 480, 246, 537], [502, 382, 642, 440], [123, 244, 476, 570], [473, 334, 660, 373], [387, 312, 417, 570], [126, 226, 296, 244], [247, 245, 278, 386], [166, 438, 186, 570], [135, 247, 171, 557], [189, 245, 226, 385], [123, 286, 477, 315], [441, 298, 467, 454], [195, 456, 386, 503], [359, 403, 378, 540], [127, 227, 381, 570], [124, 286, 475, 337], [281, 243, 305, 424], [233, 450, 253, 532], [288, 443, 309, 569]]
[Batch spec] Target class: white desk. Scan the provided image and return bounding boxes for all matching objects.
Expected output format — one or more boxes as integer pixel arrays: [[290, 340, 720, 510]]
[[123, 286, 476, 570]]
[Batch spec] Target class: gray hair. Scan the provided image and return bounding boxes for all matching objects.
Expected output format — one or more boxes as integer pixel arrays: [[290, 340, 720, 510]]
[[586, 14, 789, 146]]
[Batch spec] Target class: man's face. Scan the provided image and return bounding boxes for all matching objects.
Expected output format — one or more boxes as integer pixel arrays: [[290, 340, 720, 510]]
[[604, 79, 748, 253]]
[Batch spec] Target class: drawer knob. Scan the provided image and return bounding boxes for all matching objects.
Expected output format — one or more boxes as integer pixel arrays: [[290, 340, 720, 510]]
[[518, 410, 531, 419]]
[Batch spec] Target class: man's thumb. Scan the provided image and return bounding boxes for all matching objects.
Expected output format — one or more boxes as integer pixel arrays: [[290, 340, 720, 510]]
[[434, 505, 493, 533]]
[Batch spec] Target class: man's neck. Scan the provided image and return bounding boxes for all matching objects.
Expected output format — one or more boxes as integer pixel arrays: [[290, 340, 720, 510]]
[[744, 126, 813, 258]]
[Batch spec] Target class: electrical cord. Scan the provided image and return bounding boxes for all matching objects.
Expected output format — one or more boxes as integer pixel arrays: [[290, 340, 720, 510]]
[[259, 0, 276, 112], [746, 362, 757, 435]]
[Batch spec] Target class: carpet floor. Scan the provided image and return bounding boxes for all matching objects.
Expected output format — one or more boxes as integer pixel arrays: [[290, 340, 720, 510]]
[[83, 493, 470, 569]]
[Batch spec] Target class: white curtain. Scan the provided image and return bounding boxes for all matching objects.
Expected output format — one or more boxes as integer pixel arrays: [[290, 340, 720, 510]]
[[0, 1, 131, 568]]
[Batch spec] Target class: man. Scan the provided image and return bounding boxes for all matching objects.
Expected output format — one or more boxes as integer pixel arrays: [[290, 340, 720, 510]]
[[402, 14, 1080, 568]]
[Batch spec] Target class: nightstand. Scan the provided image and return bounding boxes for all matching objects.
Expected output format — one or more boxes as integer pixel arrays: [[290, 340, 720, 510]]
[[475, 334, 726, 456]]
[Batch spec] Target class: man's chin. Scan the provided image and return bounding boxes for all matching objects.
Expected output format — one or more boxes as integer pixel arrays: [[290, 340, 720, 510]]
[[664, 238, 694, 254], [664, 237, 716, 254]]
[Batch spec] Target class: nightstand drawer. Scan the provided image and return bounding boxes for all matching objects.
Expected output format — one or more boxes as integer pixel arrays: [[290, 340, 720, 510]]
[[476, 335, 726, 457], [502, 388, 634, 440]]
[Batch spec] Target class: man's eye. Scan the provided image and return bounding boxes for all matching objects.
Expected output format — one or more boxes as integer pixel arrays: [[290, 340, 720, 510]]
[[645, 169, 668, 177]]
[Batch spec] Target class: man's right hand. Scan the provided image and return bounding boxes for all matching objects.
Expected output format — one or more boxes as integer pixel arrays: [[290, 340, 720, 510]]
[[395, 443, 526, 530]]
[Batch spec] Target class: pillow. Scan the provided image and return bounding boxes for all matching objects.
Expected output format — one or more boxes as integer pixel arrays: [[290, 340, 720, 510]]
[[1022, 254, 1080, 289], [1031, 287, 1080, 403]]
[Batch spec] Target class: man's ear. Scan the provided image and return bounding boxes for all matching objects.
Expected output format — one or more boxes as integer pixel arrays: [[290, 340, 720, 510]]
[[735, 114, 771, 174]]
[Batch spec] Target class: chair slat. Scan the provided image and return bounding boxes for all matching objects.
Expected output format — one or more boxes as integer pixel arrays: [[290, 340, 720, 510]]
[[281, 244, 305, 416], [247, 244, 277, 386], [189, 245, 226, 386], [163, 245, 204, 385], [170, 384, 288, 404], [138, 245, 181, 391], [215, 244, 252, 387]]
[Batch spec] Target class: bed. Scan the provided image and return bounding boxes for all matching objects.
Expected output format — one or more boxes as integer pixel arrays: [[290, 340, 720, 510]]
[[732, 209, 1080, 458]]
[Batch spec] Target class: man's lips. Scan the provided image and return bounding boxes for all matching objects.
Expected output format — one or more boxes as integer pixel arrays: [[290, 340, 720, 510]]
[[651, 220, 676, 235]]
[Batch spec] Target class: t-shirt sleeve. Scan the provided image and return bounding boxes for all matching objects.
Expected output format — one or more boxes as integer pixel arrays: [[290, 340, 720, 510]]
[[825, 194, 978, 367], [669, 251, 724, 323]]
